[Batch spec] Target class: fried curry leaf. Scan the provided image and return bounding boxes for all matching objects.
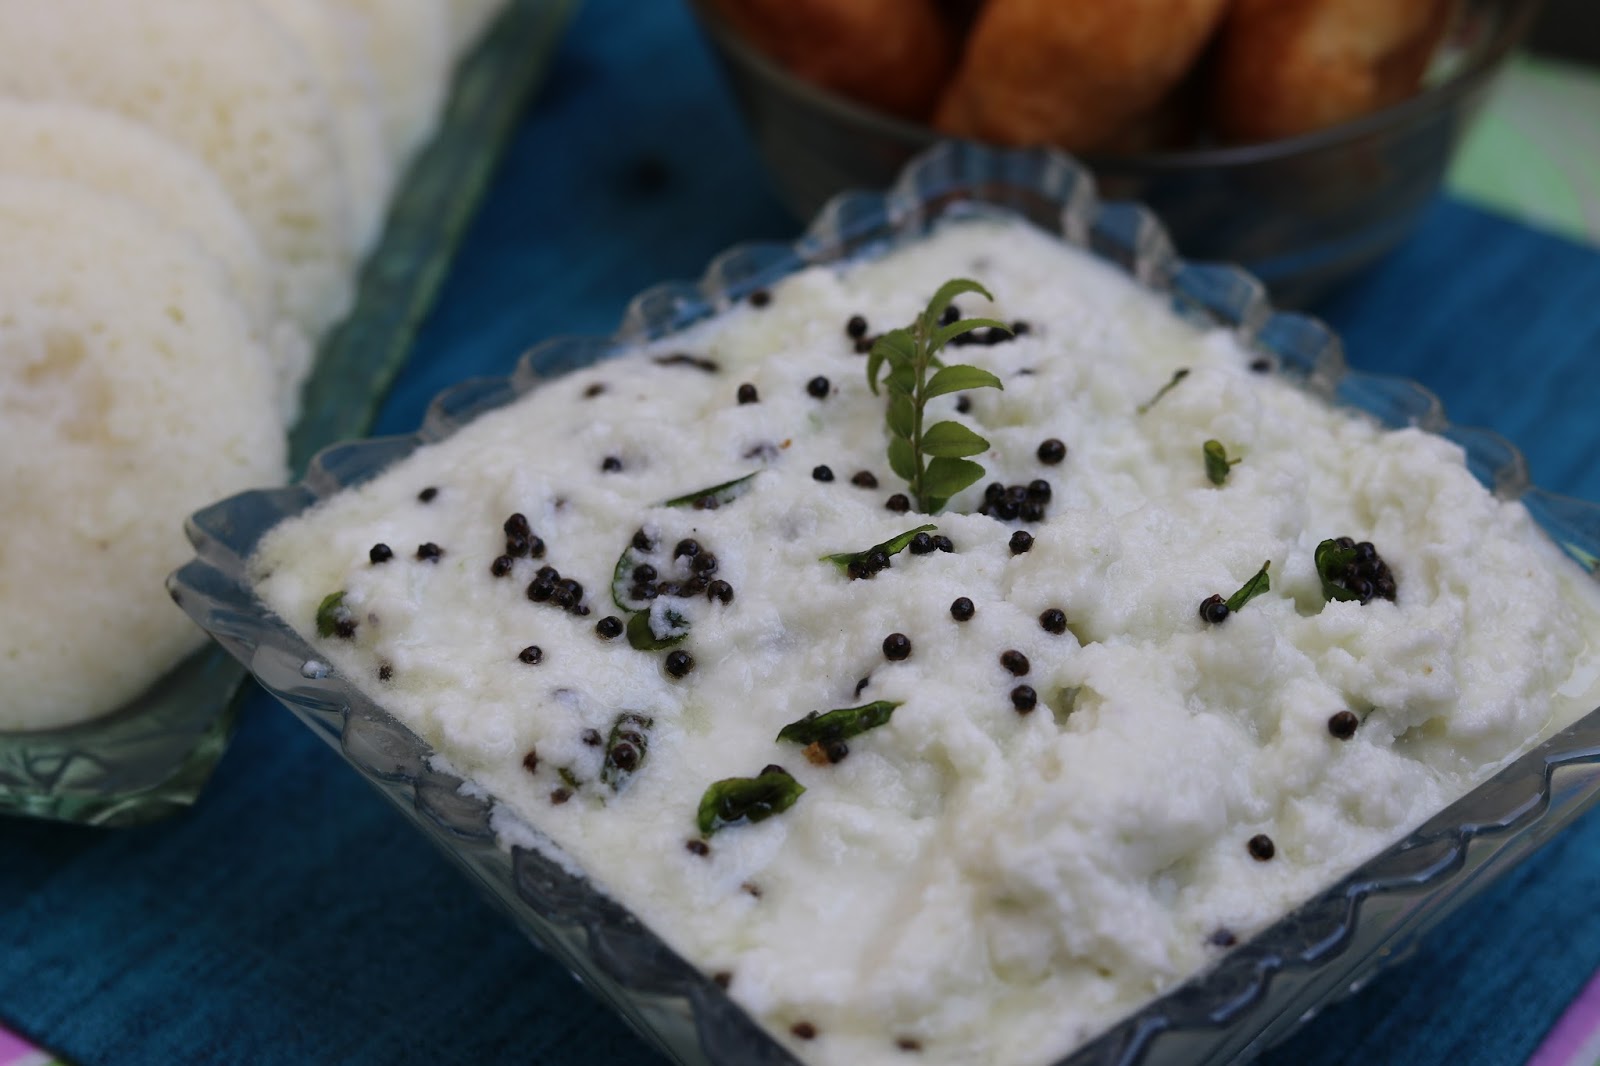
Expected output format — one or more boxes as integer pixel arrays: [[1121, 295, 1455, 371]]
[[626, 606, 689, 651], [1314, 539, 1364, 603], [1203, 439, 1241, 486], [1224, 561, 1272, 612], [315, 591, 349, 638], [821, 524, 936, 574], [599, 712, 654, 791], [696, 766, 806, 836], [660, 471, 759, 509], [777, 701, 901, 745]]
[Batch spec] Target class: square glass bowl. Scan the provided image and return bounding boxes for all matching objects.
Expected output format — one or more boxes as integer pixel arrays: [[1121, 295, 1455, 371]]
[[169, 142, 1600, 1065], [0, 0, 574, 826]]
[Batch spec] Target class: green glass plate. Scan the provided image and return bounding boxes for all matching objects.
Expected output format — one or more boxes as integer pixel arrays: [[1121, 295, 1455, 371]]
[[0, 0, 575, 827]]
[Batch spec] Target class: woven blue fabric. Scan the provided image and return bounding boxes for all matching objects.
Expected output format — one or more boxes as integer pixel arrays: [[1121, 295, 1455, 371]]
[[6, 1, 1600, 1064]]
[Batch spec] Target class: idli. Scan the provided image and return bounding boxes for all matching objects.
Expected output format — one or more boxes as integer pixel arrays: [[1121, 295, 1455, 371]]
[[334, 0, 453, 160], [0, 177, 286, 731], [0, 0, 358, 335], [254, 0, 395, 252], [0, 99, 313, 422]]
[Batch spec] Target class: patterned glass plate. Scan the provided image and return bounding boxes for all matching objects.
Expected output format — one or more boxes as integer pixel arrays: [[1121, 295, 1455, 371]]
[[0, 0, 574, 827], [170, 141, 1600, 1064]]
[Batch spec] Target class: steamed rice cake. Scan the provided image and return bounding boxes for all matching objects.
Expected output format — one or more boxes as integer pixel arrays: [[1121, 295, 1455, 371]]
[[334, 0, 453, 159], [0, 177, 286, 730], [0, 99, 313, 422], [254, 0, 394, 251], [0, 0, 359, 334]]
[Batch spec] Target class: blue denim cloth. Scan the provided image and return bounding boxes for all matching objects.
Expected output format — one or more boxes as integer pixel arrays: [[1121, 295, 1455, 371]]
[[6, 1, 1600, 1063]]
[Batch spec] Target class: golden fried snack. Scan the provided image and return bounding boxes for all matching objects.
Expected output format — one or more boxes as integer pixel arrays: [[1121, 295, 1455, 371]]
[[932, 0, 1232, 152], [705, 0, 957, 121], [1209, 0, 1458, 143]]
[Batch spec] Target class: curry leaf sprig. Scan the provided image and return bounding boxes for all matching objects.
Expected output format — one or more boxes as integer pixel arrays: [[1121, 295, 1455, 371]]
[[866, 279, 1008, 513]]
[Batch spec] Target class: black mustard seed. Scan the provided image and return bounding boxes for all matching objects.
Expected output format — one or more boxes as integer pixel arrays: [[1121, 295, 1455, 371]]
[[417, 486, 438, 503], [806, 375, 830, 399], [596, 616, 624, 640], [1037, 438, 1067, 465], [707, 580, 734, 604], [737, 382, 759, 404], [674, 538, 701, 559], [812, 465, 834, 482], [1039, 608, 1067, 634], [518, 645, 543, 665], [1009, 530, 1034, 555], [1011, 685, 1038, 713], [601, 456, 623, 473], [1328, 710, 1359, 739], [665, 650, 695, 678], [369, 543, 393, 564], [1248, 834, 1276, 861], [416, 542, 443, 562], [851, 470, 879, 489], [883, 633, 912, 660], [886, 493, 910, 513], [950, 597, 975, 621], [999, 650, 1030, 676], [846, 314, 868, 339], [1199, 595, 1230, 624], [490, 555, 514, 577], [749, 288, 771, 308]]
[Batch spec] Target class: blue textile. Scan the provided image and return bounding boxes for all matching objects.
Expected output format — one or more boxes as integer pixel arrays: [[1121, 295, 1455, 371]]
[[6, 1, 1600, 1064]]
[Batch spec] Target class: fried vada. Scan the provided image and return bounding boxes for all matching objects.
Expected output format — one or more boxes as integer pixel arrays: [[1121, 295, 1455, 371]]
[[1209, 0, 1458, 143], [705, 0, 957, 120], [932, 0, 1232, 152]]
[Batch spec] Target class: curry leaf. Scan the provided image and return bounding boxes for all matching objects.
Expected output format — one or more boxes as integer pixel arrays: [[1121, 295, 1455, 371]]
[[660, 471, 759, 509], [821, 524, 937, 574], [924, 364, 1003, 400], [697, 767, 805, 836], [1137, 368, 1190, 415], [777, 701, 901, 745], [1203, 440, 1241, 486], [1224, 561, 1271, 612], [921, 420, 990, 458]]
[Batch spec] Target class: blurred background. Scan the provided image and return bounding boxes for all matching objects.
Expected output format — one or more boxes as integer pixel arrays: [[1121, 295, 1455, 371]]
[[1530, 0, 1600, 60]]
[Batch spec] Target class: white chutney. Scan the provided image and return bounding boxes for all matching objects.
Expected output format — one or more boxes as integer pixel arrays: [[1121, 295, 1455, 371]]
[[253, 218, 1600, 1066]]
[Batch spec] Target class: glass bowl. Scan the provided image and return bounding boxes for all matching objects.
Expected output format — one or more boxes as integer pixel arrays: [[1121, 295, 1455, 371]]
[[688, 0, 1539, 307], [170, 141, 1600, 1065], [0, 0, 575, 827]]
